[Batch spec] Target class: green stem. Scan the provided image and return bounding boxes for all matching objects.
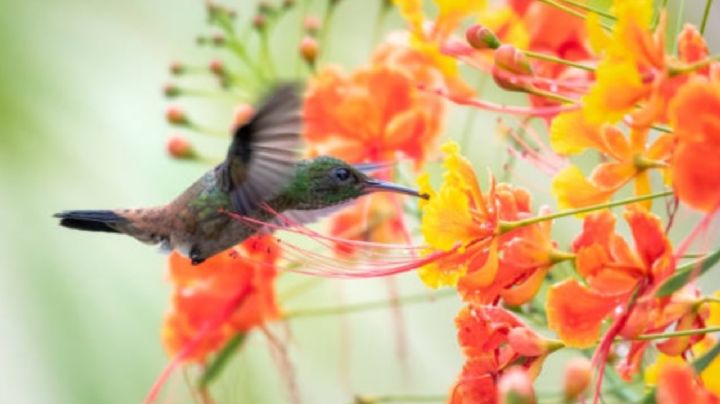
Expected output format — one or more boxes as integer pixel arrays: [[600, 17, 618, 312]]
[[557, 0, 616, 20], [536, 0, 613, 30], [669, 54, 720, 76], [500, 190, 674, 233], [526, 87, 579, 104], [355, 394, 446, 403], [284, 289, 456, 319], [523, 50, 595, 72], [701, 0, 714, 34], [259, 29, 277, 77], [630, 326, 720, 341]]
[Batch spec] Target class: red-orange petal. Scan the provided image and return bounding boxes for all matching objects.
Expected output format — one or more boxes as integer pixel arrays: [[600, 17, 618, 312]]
[[547, 279, 626, 348]]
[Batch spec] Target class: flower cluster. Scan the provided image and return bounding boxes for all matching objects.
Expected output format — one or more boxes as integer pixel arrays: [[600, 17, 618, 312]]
[[145, 0, 720, 402]]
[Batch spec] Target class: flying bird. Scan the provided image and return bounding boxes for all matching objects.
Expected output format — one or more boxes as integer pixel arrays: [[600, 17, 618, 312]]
[[55, 84, 426, 265]]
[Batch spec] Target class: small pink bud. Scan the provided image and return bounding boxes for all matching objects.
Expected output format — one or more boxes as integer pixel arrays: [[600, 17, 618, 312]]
[[466, 24, 500, 50], [303, 16, 321, 34], [169, 61, 185, 75], [563, 357, 592, 401], [209, 59, 225, 76], [492, 45, 534, 91], [163, 84, 180, 98], [253, 14, 267, 30], [165, 106, 188, 126], [498, 367, 536, 404], [508, 327, 547, 357], [166, 136, 196, 159], [233, 104, 256, 127], [300, 36, 319, 64]]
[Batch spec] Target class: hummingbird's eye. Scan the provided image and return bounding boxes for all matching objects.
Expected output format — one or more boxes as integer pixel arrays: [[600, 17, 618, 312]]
[[332, 167, 353, 182]]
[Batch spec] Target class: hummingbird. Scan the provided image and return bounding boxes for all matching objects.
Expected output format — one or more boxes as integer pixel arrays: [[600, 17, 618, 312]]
[[55, 83, 426, 265]]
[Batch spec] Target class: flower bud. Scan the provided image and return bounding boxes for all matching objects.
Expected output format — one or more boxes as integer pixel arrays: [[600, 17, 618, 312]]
[[166, 135, 196, 159], [233, 104, 256, 127], [253, 14, 267, 30], [507, 327, 547, 357], [257, 1, 273, 14], [303, 15, 321, 35], [498, 367, 536, 404], [163, 84, 181, 98], [165, 106, 188, 126], [466, 24, 501, 50], [492, 45, 534, 91], [211, 33, 225, 46], [282, 0, 295, 9], [300, 36, 319, 65], [563, 357, 592, 401], [169, 61, 185, 75], [209, 59, 225, 76]]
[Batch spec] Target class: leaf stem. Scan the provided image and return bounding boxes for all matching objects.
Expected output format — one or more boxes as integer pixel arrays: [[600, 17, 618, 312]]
[[500, 190, 673, 233]]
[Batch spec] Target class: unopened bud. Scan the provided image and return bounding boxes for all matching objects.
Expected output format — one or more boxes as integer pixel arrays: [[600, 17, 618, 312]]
[[233, 104, 256, 127], [498, 367, 536, 404], [169, 61, 185, 75], [196, 35, 208, 46], [508, 328, 547, 357], [257, 1, 273, 14], [166, 106, 188, 126], [163, 84, 181, 98], [492, 45, 534, 91], [303, 15, 321, 34], [563, 357, 592, 401], [282, 0, 295, 9], [166, 135, 196, 159], [211, 33, 225, 46], [253, 14, 267, 30], [466, 24, 500, 50], [300, 36, 319, 65], [209, 59, 225, 76]]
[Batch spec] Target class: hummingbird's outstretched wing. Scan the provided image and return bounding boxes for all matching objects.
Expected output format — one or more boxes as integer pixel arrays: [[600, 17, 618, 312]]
[[219, 83, 303, 215]]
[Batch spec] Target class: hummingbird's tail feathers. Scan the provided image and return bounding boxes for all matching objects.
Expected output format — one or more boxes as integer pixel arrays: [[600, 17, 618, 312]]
[[54, 210, 126, 233]]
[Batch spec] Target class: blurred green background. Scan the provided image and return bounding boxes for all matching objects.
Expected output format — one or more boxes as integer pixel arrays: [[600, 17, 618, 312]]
[[1, 0, 718, 403]]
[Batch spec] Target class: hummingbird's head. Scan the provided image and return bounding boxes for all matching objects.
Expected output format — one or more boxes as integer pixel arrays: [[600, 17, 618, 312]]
[[289, 157, 427, 210]]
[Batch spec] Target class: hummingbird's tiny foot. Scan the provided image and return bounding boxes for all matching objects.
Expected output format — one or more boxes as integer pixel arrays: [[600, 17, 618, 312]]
[[189, 246, 205, 265]]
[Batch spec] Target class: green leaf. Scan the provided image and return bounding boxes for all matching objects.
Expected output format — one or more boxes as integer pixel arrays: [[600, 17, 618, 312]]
[[693, 340, 720, 374], [656, 248, 720, 297], [198, 332, 247, 389]]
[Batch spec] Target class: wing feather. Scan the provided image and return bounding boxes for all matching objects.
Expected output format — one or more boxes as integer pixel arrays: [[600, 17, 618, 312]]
[[218, 83, 303, 215]]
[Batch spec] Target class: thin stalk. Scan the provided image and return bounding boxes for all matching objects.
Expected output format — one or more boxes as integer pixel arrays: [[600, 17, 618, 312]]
[[500, 191, 674, 233], [526, 87, 579, 104], [670, 54, 720, 75], [536, 0, 613, 30], [355, 394, 446, 403], [284, 289, 456, 319], [523, 50, 596, 72], [557, 0, 616, 20], [630, 326, 720, 341], [701, 0, 714, 34]]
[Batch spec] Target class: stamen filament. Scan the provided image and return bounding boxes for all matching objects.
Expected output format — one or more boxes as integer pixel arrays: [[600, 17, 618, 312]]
[[629, 326, 720, 341], [283, 289, 456, 319]]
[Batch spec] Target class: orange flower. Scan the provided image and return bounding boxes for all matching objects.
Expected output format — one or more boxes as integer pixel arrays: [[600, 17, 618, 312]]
[[162, 235, 280, 362], [668, 78, 720, 212], [654, 362, 720, 404], [419, 142, 560, 305], [304, 63, 443, 166], [450, 305, 558, 404], [547, 206, 674, 347], [550, 111, 673, 210]]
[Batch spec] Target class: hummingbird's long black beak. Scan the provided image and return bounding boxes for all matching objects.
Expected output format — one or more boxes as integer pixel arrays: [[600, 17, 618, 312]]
[[363, 178, 430, 199]]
